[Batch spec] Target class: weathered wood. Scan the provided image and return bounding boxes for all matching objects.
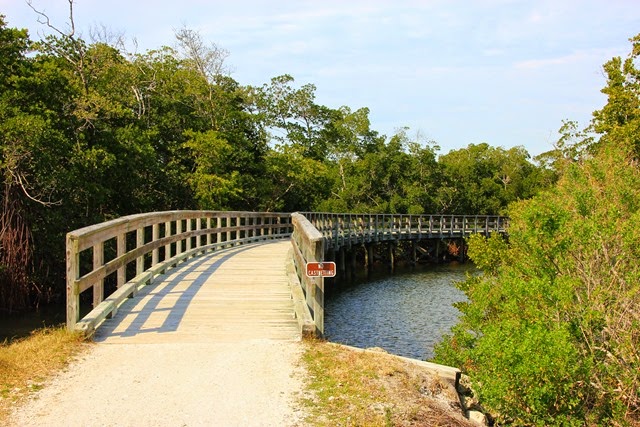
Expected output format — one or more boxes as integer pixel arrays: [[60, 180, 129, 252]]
[[66, 211, 293, 333], [301, 212, 508, 252], [286, 248, 315, 337], [135, 228, 144, 294], [66, 234, 79, 330], [117, 233, 125, 288], [152, 223, 160, 266], [164, 221, 171, 261], [93, 241, 299, 343], [67, 210, 507, 336], [92, 242, 104, 308], [291, 213, 325, 337]]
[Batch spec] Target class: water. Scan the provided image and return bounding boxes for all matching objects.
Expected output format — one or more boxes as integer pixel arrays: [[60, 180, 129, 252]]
[[324, 263, 472, 360]]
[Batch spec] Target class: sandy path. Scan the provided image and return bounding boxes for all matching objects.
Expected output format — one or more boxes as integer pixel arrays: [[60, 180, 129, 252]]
[[10, 339, 306, 426], [10, 242, 308, 426]]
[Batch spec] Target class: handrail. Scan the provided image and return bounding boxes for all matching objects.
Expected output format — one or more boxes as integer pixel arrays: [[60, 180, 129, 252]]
[[67, 210, 509, 338], [66, 210, 292, 334], [300, 213, 508, 251]]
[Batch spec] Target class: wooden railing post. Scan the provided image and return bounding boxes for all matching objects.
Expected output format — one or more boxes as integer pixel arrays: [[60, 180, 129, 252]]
[[66, 234, 80, 330], [92, 242, 103, 308], [176, 219, 183, 255], [134, 228, 144, 297], [164, 221, 172, 261], [195, 217, 202, 250], [186, 219, 192, 253], [311, 238, 324, 336], [117, 233, 125, 288], [136, 228, 144, 276], [152, 224, 160, 266], [291, 213, 325, 337]]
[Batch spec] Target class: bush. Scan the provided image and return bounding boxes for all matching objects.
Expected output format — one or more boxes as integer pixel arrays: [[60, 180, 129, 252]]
[[434, 149, 640, 425]]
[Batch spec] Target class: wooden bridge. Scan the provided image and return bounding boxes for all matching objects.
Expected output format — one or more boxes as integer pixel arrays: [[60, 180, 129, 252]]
[[66, 211, 507, 339]]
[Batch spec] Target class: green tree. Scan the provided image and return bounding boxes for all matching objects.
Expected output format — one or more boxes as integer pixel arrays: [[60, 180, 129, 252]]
[[592, 34, 640, 158], [434, 35, 640, 426], [317, 128, 440, 214], [0, 16, 76, 311], [252, 74, 335, 160], [437, 143, 549, 214]]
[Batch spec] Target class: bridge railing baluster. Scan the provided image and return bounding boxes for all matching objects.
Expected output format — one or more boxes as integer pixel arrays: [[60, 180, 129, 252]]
[[66, 211, 294, 335], [152, 224, 160, 265], [135, 228, 144, 294], [116, 233, 126, 288], [186, 219, 193, 253], [92, 242, 104, 309], [176, 220, 183, 255]]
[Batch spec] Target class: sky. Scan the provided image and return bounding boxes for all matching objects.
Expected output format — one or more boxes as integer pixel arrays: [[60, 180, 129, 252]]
[[2, 0, 640, 156]]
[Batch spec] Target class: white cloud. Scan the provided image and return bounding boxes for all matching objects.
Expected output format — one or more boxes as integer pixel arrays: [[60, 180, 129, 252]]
[[3, 0, 640, 156], [515, 51, 591, 70]]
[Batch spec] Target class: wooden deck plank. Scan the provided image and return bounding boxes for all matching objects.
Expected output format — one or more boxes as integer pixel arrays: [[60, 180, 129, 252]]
[[94, 240, 300, 344]]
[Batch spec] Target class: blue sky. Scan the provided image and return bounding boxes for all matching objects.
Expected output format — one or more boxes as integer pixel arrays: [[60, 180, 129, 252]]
[[3, 0, 640, 156]]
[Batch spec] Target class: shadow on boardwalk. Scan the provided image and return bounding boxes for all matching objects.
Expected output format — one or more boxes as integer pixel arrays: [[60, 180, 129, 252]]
[[95, 240, 299, 344]]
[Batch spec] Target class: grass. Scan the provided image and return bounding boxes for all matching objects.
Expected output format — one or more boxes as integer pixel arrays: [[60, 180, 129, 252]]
[[300, 339, 475, 427], [0, 329, 475, 426], [0, 326, 88, 423]]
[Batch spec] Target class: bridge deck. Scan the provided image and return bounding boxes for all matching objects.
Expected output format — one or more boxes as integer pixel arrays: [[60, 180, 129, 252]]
[[95, 240, 300, 344]]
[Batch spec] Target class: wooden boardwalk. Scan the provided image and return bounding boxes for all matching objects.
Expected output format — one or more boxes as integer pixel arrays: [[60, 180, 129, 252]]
[[94, 240, 300, 344]]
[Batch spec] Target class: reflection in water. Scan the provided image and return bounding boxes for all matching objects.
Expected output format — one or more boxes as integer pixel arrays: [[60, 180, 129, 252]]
[[324, 263, 472, 360]]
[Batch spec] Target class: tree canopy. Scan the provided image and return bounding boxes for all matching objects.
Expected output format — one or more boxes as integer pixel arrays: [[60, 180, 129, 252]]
[[0, 13, 551, 314]]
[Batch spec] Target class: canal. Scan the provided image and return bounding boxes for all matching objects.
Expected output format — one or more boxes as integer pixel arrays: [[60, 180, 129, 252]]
[[324, 263, 472, 361]]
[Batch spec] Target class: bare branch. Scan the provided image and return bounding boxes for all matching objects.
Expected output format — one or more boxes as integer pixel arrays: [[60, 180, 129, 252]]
[[89, 23, 126, 49], [26, 0, 76, 38], [174, 26, 230, 83], [10, 169, 61, 207]]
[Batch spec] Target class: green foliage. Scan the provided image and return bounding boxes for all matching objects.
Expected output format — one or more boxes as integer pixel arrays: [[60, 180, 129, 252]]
[[437, 143, 549, 215], [0, 13, 553, 313], [435, 34, 640, 426], [465, 233, 507, 274], [262, 145, 333, 212]]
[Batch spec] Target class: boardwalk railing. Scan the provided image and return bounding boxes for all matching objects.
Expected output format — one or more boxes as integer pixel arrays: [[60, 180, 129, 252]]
[[289, 213, 325, 336], [66, 211, 292, 334], [300, 213, 508, 250]]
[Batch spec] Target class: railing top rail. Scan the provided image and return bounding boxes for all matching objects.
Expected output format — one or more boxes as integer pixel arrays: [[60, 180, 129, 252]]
[[68, 210, 291, 252], [291, 213, 323, 242], [300, 212, 507, 218]]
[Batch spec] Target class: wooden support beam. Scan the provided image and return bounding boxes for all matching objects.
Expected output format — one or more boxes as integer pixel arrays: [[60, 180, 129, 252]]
[[117, 233, 125, 288], [92, 242, 104, 308]]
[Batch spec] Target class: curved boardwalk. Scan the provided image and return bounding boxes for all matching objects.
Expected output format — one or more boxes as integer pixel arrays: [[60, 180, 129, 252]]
[[10, 240, 306, 427], [95, 239, 300, 343]]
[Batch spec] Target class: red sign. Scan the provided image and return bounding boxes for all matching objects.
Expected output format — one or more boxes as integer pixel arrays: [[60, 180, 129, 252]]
[[306, 262, 336, 277]]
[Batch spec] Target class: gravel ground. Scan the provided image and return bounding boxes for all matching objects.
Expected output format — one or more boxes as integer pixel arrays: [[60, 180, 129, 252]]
[[9, 339, 307, 427]]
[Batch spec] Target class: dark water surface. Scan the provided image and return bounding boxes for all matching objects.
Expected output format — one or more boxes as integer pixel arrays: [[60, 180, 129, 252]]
[[324, 263, 472, 360]]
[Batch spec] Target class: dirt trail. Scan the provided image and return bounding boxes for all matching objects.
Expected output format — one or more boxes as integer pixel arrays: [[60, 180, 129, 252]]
[[11, 242, 307, 426], [10, 339, 306, 426]]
